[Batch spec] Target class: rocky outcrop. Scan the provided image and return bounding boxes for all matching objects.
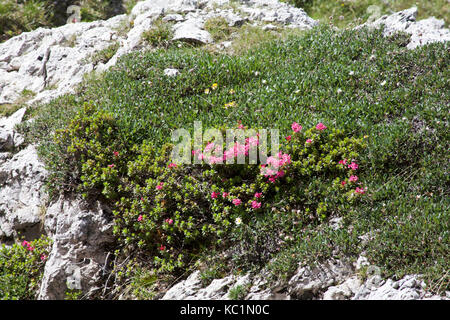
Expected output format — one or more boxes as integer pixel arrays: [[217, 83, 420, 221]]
[[0, 108, 26, 151], [38, 196, 114, 300], [0, 145, 47, 240], [162, 257, 449, 300], [0, 0, 317, 106], [362, 7, 450, 49]]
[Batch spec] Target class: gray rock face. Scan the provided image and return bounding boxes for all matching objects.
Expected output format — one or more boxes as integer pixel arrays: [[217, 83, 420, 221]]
[[0, 15, 128, 105], [0, 108, 26, 151], [363, 7, 450, 49], [287, 259, 353, 299], [160, 256, 449, 300], [0, 145, 47, 239], [162, 271, 252, 300], [173, 20, 214, 44], [38, 196, 114, 300]]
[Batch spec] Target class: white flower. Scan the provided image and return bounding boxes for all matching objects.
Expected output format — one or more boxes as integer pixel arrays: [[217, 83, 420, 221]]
[[349, 71, 354, 76], [235, 217, 242, 225], [381, 80, 387, 86]]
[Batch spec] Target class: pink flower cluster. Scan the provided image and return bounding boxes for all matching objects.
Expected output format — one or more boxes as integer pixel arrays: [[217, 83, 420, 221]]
[[193, 124, 263, 165], [339, 159, 367, 195], [291, 122, 302, 133], [21, 240, 34, 252], [261, 151, 291, 183], [211, 191, 220, 199], [355, 187, 366, 194], [156, 182, 164, 190], [338, 159, 358, 171], [216, 192, 263, 210], [232, 198, 242, 206], [251, 201, 261, 209]]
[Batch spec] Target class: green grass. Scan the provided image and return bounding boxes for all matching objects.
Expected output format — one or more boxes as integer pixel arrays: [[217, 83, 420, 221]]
[[284, 0, 450, 28], [204, 16, 234, 42], [23, 25, 449, 295], [0, 0, 51, 42]]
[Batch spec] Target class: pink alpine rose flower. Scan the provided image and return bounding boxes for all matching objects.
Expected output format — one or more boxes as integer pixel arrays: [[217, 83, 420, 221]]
[[285, 135, 292, 141], [222, 192, 229, 198], [348, 162, 359, 170], [137, 215, 143, 222], [355, 187, 366, 194], [156, 182, 164, 190], [251, 201, 262, 209], [211, 191, 219, 199], [168, 162, 177, 168], [232, 198, 242, 206], [316, 122, 327, 131], [291, 122, 302, 133], [306, 139, 312, 144], [254, 192, 262, 198], [349, 175, 358, 182]]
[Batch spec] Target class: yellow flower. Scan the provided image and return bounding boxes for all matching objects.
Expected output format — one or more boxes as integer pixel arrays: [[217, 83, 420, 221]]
[[211, 83, 218, 90], [204, 88, 210, 94], [229, 89, 235, 94], [224, 101, 236, 109], [364, 135, 369, 139]]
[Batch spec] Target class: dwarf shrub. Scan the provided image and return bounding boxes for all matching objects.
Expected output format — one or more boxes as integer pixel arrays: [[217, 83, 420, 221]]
[[52, 103, 365, 273], [0, 236, 52, 300]]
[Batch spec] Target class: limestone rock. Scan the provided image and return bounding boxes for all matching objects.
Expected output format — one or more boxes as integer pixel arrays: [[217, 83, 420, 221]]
[[38, 196, 114, 300], [287, 259, 353, 299], [173, 20, 214, 44], [352, 274, 447, 300], [363, 7, 450, 49], [323, 276, 362, 300], [0, 145, 47, 239], [0, 107, 26, 151]]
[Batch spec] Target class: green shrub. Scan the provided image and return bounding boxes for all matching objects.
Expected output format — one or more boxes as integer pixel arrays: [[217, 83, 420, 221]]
[[228, 284, 249, 300], [49, 102, 129, 198], [50, 102, 365, 274], [0, 236, 52, 300]]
